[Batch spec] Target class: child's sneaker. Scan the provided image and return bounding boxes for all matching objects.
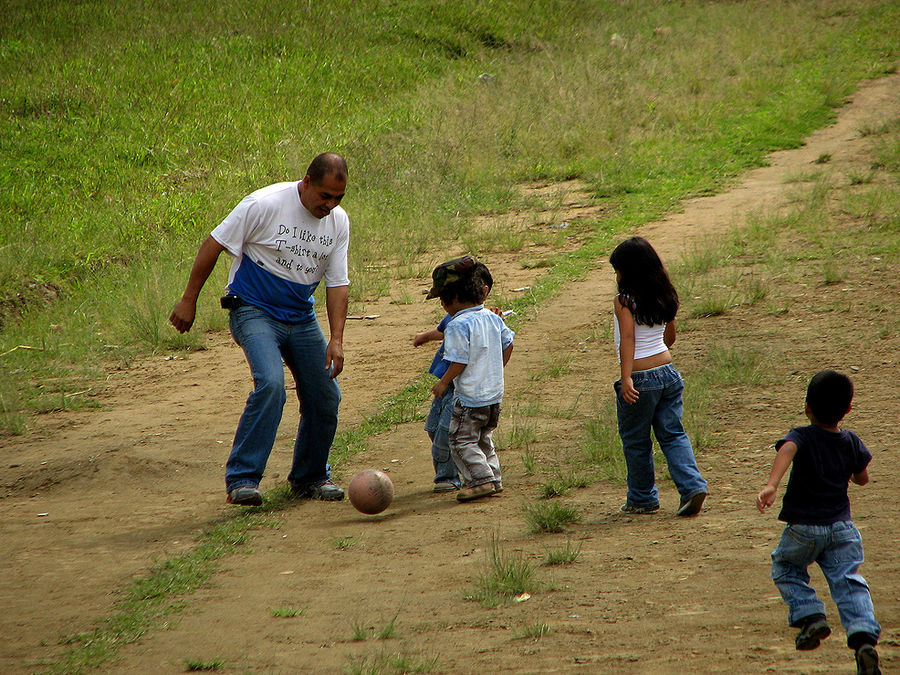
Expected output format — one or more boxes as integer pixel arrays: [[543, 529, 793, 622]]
[[855, 644, 881, 675], [795, 615, 831, 650], [226, 485, 263, 506], [433, 481, 458, 493], [492, 481, 503, 493], [619, 502, 660, 514], [456, 483, 496, 502], [291, 479, 345, 501]]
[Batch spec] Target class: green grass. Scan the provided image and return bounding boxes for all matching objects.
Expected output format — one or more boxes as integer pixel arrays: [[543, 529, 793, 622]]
[[467, 533, 543, 608], [1, 1, 899, 433], [543, 539, 582, 566], [344, 650, 440, 675], [522, 501, 582, 534], [270, 606, 306, 618], [46, 510, 273, 674], [185, 659, 225, 671]]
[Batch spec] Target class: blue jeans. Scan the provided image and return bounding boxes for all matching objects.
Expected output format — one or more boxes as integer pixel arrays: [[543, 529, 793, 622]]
[[424, 382, 460, 486], [771, 521, 881, 641], [226, 305, 341, 492], [614, 364, 707, 507]]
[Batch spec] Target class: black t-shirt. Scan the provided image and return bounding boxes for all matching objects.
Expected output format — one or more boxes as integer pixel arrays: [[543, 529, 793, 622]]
[[776, 425, 872, 525]]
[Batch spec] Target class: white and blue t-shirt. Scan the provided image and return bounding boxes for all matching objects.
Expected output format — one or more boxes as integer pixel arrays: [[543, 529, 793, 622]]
[[443, 305, 514, 407], [211, 182, 350, 323]]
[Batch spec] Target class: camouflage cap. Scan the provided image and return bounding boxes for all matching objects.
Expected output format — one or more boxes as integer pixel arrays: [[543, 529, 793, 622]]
[[425, 255, 477, 299]]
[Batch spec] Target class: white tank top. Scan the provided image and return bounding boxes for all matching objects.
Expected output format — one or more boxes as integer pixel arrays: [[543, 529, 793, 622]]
[[613, 314, 668, 362]]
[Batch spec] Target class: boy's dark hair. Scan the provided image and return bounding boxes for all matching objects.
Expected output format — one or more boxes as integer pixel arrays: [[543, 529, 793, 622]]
[[473, 261, 493, 301], [438, 273, 483, 306], [806, 369, 854, 426]]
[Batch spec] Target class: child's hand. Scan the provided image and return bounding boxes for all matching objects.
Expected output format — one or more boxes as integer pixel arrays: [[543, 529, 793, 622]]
[[413, 332, 429, 347], [756, 486, 777, 513], [432, 380, 447, 398], [620, 377, 639, 404]]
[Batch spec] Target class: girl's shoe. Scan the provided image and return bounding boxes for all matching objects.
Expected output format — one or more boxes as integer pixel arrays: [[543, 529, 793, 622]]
[[676, 491, 707, 517]]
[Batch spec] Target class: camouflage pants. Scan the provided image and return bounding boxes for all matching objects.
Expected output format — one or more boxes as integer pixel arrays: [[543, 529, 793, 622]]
[[449, 401, 502, 488]]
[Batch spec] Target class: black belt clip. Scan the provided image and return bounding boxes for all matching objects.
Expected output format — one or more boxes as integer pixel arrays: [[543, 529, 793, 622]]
[[220, 294, 243, 310]]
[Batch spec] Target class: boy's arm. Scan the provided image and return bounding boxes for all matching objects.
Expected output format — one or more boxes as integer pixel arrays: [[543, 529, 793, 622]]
[[413, 328, 443, 347], [432, 362, 465, 398], [851, 467, 870, 486], [502, 343, 513, 366], [756, 441, 798, 513]]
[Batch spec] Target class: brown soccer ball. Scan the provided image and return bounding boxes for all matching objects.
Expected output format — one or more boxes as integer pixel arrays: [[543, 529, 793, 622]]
[[348, 469, 394, 515]]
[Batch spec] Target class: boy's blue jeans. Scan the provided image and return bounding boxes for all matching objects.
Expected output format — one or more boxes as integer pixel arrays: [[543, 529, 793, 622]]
[[771, 521, 881, 642], [225, 305, 341, 492], [614, 364, 707, 507], [424, 383, 460, 487]]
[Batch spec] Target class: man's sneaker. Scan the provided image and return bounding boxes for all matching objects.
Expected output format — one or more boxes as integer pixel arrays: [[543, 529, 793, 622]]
[[226, 486, 263, 506], [433, 481, 458, 493], [795, 616, 831, 650], [292, 479, 345, 501], [855, 644, 881, 675], [619, 502, 660, 514], [676, 491, 707, 517], [456, 483, 496, 502]]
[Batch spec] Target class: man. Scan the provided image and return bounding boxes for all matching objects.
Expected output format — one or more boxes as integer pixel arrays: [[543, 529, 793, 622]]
[[170, 153, 350, 506]]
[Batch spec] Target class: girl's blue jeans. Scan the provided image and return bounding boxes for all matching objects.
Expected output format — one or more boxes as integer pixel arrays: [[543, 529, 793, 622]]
[[771, 521, 881, 642], [226, 305, 341, 492], [614, 363, 707, 507], [424, 383, 460, 486]]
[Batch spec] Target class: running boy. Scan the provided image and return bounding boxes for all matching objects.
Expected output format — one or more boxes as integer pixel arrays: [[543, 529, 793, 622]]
[[756, 370, 881, 675], [428, 258, 514, 502]]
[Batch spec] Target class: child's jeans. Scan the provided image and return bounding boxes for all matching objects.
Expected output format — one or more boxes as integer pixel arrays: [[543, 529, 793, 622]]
[[614, 363, 707, 507], [771, 521, 881, 642], [449, 401, 502, 488], [425, 383, 461, 487]]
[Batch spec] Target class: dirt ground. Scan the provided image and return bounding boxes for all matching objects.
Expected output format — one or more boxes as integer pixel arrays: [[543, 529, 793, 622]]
[[2, 72, 898, 674]]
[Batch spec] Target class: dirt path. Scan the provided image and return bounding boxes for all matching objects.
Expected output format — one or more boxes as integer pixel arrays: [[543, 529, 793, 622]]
[[2, 72, 898, 674]]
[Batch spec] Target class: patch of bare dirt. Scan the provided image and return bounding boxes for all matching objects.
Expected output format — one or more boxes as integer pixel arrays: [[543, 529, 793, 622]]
[[1, 72, 898, 674]]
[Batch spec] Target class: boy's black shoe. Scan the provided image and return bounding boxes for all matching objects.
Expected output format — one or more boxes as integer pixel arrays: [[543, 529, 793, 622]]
[[855, 644, 881, 675], [795, 615, 831, 650]]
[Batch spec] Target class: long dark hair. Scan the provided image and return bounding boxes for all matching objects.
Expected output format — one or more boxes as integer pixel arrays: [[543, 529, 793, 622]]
[[609, 236, 679, 325]]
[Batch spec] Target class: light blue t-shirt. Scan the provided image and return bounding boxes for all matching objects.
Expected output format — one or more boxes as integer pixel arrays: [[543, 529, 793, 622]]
[[443, 305, 514, 407]]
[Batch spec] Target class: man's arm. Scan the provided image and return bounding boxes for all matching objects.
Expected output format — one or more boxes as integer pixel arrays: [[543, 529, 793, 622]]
[[169, 236, 227, 333], [324, 284, 349, 378], [756, 441, 798, 513]]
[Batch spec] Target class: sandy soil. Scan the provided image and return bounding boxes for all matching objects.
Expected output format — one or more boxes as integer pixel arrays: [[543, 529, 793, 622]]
[[2, 72, 898, 674]]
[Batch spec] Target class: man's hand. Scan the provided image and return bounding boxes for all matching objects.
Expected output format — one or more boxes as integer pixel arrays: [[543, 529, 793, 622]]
[[325, 339, 344, 378], [169, 300, 197, 334], [756, 486, 777, 513]]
